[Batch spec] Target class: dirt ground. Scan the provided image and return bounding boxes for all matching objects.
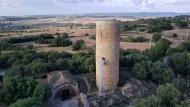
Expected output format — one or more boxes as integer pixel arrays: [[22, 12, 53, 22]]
[[162, 28, 190, 40]]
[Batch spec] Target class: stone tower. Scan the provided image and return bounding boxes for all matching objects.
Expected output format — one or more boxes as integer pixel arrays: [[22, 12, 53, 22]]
[[96, 19, 120, 92]]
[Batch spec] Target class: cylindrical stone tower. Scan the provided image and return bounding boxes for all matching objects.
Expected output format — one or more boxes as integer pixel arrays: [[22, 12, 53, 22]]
[[96, 20, 120, 92]]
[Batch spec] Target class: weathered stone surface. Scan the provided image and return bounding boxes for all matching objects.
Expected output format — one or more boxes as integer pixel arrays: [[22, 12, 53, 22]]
[[122, 78, 157, 99], [96, 20, 120, 92]]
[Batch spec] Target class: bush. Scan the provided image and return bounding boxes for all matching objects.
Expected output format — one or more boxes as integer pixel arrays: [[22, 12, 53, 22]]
[[127, 36, 147, 42], [0, 77, 38, 104], [33, 83, 51, 102], [9, 97, 43, 107], [178, 41, 190, 52], [8, 34, 54, 43], [52, 36, 72, 47], [90, 35, 96, 40], [139, 28, 146, 32], [168, 52, 190, 77], [0, 39, 14, 50], [173, 33, 178, 38], [73, 40, 86, 51], [134, 84, 181, 107], [175, 19, 188, 28], [68, 52, 95, 74], [156, 84, 181, 107], [145, 38, 171, 61], [27, 62, 51, 75], [152, 33, 162, 42]]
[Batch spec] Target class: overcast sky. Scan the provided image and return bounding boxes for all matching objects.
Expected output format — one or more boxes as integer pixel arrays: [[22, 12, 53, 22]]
[[0, 0, 190, 16]]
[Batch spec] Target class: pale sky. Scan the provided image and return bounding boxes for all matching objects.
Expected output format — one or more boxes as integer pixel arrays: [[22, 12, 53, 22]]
[[0, 0, 190, 16]]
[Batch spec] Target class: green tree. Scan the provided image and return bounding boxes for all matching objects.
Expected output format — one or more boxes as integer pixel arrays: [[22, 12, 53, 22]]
[[73, 40, 86, 51], [152, 33, 162, 42], [146, 38, 171, 61], [168, 52, 190, 84], [133, 61, 173, 84], [151, 62, 173, 84], [27, 62, 51, 75], [0, 77, 38, 104], [176, 100, 190, 107], [8, 97, 43, 107], [133, 61, 149, 79], [156, 84, 181, 107], [33, 83, 51, 102], [178, 41, 190, 52]]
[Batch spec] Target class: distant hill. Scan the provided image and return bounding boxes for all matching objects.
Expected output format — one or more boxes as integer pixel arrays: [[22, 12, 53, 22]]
[[77, 12, 190, 17], [1, 12, 190, 18]]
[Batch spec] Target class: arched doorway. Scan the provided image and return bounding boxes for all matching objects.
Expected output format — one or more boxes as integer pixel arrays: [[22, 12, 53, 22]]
[[54, 87, 77, 101]]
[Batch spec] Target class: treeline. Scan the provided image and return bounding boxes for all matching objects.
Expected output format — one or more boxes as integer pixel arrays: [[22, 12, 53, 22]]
[[7, 34, 54, 44], [0, 33, 86, 51], [122, 16, 190, 33]]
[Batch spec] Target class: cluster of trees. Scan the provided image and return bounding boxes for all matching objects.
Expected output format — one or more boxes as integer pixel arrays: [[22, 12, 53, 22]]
[[147, 18, 173, 33], [133, 61, 173, 84], [118, 36, 190, 106], [0, 50, 95, 76], [0, 39, 14, 51], [51, 35, 72, 47], [35, 33, 73, 47], [0, 48, 95, 106], [173, 18, 189, 28], [152, 33, 162, 42], [135, 84, 190, 107], [122, 23, 146, 31], [129, 37, 190, 106], [146, 38, 171, 61], [0, 77, 50, 107], [7, 34, 54, 44], [0, 34, 55, 51]]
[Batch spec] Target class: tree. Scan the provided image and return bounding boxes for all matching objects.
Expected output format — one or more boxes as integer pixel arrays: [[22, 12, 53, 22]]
[[146, 38, 171, 61], [33, 83, 51, 102], [133, 61, 173, 84], [0, 77, 38, 104], [175, 19, 188, 28], [120, 49, 148, 69], [133, 61, 149, 79], [176, 100, 190, 107], [27, 62, 51, 75], [73, 40, 86, 51], [156, 84, 181, 107], [168, 53, 190, 82], [178, 41, 190, 52], [52, 36, 72, 47], [134, 84, 181, 107], [6, 64, 25, 77], [152, 33, 162, 42], [8, 97, 43, 107], [147, 18, 173, 33], [68, 52, 95, 74], [151, 62, 173, 84]]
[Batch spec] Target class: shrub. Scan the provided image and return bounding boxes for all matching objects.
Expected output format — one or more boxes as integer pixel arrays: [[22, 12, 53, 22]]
[[90, 35, 96, 40], [152, 33, 162, 42], [52, 36, 72, 47], [173, 33, 178, 38], [73, 40, 86, 51], [127, 36, 147, 42]]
